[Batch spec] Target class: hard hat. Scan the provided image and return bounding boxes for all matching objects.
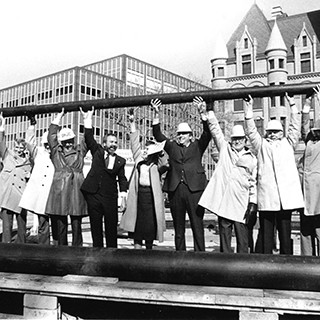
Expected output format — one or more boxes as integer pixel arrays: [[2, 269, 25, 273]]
[[147, 141, 166, 156], [176, 122, 192, 133], [266, 120, 283, 131], [41, 131, 48, 144], [58, 128, 75, 141], [230, 125, 245, 138]]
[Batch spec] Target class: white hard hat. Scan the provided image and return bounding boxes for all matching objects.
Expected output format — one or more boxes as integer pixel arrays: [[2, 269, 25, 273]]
[[230, 125, 245, 138], [41, 131, 48, 144], [58, 128, 75, 141], [266, 120, 283, 131], [176, 122, 192, 134]]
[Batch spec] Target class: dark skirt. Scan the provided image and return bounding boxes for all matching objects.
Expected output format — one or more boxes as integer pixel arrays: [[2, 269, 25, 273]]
[[132, 186, 157, 241]]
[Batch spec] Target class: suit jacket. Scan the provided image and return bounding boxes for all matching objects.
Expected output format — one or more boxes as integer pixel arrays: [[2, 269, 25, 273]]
[[81, 128, 128, 196], [153, 121, 211, 193]]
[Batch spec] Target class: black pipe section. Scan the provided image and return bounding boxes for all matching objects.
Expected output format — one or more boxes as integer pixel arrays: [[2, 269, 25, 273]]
[[0, 244, 320, 292], [0, 83, 318, 117]]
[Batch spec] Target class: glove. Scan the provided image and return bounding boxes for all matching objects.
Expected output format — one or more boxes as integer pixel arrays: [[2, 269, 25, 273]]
[[27, 113, 36, 125], [244, 202, 257, 229]]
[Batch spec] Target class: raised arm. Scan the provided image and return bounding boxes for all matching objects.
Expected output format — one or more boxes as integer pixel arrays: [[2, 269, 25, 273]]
[[244, 95, 262, 152], [301, 94, 312, 142], [151, 98, 168, 143], [128, 108, 142, 162], [205, 109, 226, 152], [285, 93, 300, 148], [80, 106, 99, 154], [0, 113, 7, 158], [48, 109, 65, 151], [192, 96, 212, 152], [25, 114, 38, 160]]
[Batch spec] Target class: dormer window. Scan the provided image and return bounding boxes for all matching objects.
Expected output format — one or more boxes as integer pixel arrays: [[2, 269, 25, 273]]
[[302, 35, 307, 47], [244, 38, 248, 49]]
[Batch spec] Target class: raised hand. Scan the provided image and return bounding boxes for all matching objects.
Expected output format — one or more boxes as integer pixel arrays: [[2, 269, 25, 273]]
[[243, 95, 253, 118], [285, 92, 295, 106], [151, 98, 162, 114], [193, 96, 207, 115], [80, 106, 94, 119]]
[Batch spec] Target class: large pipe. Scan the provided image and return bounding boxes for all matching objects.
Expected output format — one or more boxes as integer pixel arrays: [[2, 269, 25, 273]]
[[0, 82, 318, 117], [1, 244, 320, 292]]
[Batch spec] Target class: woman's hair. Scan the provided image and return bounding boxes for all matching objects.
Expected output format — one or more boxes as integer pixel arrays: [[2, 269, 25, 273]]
[[15, 138, 27, 148]]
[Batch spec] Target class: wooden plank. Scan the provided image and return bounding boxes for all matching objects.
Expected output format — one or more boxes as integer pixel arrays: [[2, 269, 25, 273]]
[[0, 272, 320, 315], [63, 274, 118, 284]]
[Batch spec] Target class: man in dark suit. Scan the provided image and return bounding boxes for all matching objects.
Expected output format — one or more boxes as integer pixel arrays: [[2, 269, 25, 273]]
[[80, 107, 128, 248], [151, 97, 211, 251]]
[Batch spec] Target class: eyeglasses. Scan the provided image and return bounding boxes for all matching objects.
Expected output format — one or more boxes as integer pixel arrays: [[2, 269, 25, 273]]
[[267, 130, 281, 134], [177, 132, 190, 136]]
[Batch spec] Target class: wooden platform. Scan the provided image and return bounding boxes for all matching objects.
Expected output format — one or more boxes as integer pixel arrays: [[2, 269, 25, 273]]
[[0, 272, 320, 319]]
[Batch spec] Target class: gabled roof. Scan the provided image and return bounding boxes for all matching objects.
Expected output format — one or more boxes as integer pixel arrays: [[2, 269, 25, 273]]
[[227, 4, 320, 60], [275, 10, 320, 57], [226, 4, 271, 59]]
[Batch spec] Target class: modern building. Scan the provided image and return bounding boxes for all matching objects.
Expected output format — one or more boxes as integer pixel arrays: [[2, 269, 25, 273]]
[[211, 4, 320, 138], [0, 54, 214, 177]]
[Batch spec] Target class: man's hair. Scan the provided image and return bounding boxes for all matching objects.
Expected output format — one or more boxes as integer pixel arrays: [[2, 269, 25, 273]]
[[103, 133, 117, 142]]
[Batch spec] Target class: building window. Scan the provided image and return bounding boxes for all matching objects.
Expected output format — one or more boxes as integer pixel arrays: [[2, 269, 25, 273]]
[[269, 59, 275, 70], [300, 52, 311, 73], [242, 54, 251, 75], [302, 35, 307, 47], [212, 68, 215, 78], [244, 38, 248, 49], [217, 67, 224, 77], [279, 58, 284, 69], [234, 99, 243, 112]]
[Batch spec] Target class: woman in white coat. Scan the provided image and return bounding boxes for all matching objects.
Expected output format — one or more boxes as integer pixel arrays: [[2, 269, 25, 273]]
[[19, 127, 55, 245], [120, 109, 168, 249], [244, 94, 304, 254]]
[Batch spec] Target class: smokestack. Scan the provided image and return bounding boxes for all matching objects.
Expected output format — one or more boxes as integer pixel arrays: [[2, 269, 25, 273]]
[[271, 6, 287, 19]]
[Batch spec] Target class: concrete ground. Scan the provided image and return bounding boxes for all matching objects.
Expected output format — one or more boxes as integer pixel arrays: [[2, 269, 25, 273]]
[[0, 209, 301, 255]]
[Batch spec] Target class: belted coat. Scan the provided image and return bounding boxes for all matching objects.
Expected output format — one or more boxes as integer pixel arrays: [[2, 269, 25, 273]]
[[119, 131, 169, 242], [45, 124, 88, 216], [0, 129, 32, 214], [199, 112, 257, 223]]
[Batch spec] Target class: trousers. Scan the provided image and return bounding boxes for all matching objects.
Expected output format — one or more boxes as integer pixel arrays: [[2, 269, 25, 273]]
[[168, 183, 205, 251]]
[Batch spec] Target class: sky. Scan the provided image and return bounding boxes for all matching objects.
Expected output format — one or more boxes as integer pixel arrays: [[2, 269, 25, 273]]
[[0, 0, 320, 90]]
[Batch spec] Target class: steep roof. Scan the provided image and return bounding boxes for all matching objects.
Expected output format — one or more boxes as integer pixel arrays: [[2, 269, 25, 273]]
[[275, 10, 320, 57], [227, 4, 320, 60], [265, 20, 287, 53], [226, 4, 271, 59]]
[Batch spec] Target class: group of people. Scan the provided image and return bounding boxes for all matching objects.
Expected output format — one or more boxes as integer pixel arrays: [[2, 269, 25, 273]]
[[0, 84, 320, 256]]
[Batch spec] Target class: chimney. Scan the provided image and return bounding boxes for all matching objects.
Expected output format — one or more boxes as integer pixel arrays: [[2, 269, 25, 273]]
[[271, 6, 287, 19]]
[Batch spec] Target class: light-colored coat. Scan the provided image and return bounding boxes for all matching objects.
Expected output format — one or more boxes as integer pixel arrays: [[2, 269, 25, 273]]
[[199, 112, 257, 223], [245, 111, 304, 211], [19, 127, 55, 215], [0, 130, 32, 214], [299, 112, 320, 216], [119, 131, 168, 242]]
